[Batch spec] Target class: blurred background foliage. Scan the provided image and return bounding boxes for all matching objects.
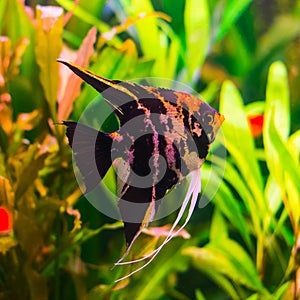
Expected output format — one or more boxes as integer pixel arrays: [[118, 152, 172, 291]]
[[0, 0, 300, 299]]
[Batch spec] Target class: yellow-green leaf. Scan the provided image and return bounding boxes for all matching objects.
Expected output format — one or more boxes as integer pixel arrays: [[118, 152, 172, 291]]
[[35, 5, 64, 121], [0, 236, 17, 255], [184, 0, 210, 80], [265, 61, 290, 141], [220, 81, 266, 222], [184, 239, 266, 293], [0, 176, 14, 209]]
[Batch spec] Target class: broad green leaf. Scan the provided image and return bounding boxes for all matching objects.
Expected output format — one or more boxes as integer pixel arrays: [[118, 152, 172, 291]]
[[129, 240, 191, 300], [267, 109, 300, 228], [224, 26, 252, 76], [246, 294, 259, 300], [129, 59, 155, 79], [35, 5, 64, 122], [56, 0, 111, 33], [119, 0, 173, 78], [152, 21, 181, 79], [209, 208, 228, 241], [120, 0, 160, 59], [0, 0, 34, 47], [195, 289, 207, 300], [162, 25, 181, 79], [64, 0, 106, 40], [215, 0, 253, 42], [184, 0, 210, 80], [271, 281, 292, 300], [213, 155, 260, 240], [245, 101, 265, 115], [220, 81, 265, 215], [264, 175, 281, 214], [184, 239, 265, 292], [263, 62, 300, 227], [208, 168, 253, 250], [198, 268, 241, 299], [265, 61, 290, 141], [287, 129, 300, 163], [256, 16, 300, 68], [109, 39, 138, 79], [195, 290, 206, 300]]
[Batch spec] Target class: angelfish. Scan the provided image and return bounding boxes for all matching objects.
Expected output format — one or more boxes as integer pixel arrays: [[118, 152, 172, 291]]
[[58, 59, 224, 281]]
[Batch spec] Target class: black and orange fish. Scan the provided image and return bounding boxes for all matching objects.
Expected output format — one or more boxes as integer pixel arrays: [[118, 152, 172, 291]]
[[58, 59, 224, 280]]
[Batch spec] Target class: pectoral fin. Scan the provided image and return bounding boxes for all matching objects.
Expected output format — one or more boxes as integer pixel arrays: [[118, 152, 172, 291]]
[[63, 121, 113, 193]]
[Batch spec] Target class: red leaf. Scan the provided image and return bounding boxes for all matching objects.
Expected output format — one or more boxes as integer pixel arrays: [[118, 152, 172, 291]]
[[247, 114, 264, 137], [0, 207, 12, 233], [58, 27, 97, 121]]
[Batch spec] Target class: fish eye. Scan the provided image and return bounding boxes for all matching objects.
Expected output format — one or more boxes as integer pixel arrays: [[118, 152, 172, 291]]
[[203, 113, 213, 124]]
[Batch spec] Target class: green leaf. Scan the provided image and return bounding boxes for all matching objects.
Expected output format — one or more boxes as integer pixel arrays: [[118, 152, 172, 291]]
[[120, 0, 160, 59], [263, 62, 300, 227], [0, 236, 17, 255], [255, 16, 300, 68], [215, 0, 253, 42], [206, 165, 253, 250], [0, 176, 14, 209], [264, 176, 281, 215], [35, 5, 64, 122], [184, 0, 210, 80], [217, 157, 260, 238], [184, 239, 266, 292], [0, 0, 42, 112], [219, 81, 266, 217], [14, 143, 48, 200], [64, 0, 106, 40], [56, 0, 111, 33], [287, 129, 300, 163], [209, 208, 228, 241], [152, 20, 181, 79], [183, 246, 250, 299], [129, 59, 155, 79], [266, 108, 300, 228], [265, 61, 290, 140], [271, 281, 292, 300], [195, 289, 207, 300], [0, 0, 34, 46], [119, 0, 175, 78]]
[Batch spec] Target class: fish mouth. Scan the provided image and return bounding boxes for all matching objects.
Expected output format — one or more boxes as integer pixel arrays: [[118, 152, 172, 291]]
[[216, 112, 225, 125]]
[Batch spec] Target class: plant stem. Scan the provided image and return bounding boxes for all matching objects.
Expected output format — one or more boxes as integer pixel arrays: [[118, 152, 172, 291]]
[[294, 229, 300, 300], [54, 210, 61, 300]]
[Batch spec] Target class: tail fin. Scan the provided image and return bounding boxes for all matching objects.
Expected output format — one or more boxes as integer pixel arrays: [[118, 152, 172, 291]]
[[63, 121, 113, 193]]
